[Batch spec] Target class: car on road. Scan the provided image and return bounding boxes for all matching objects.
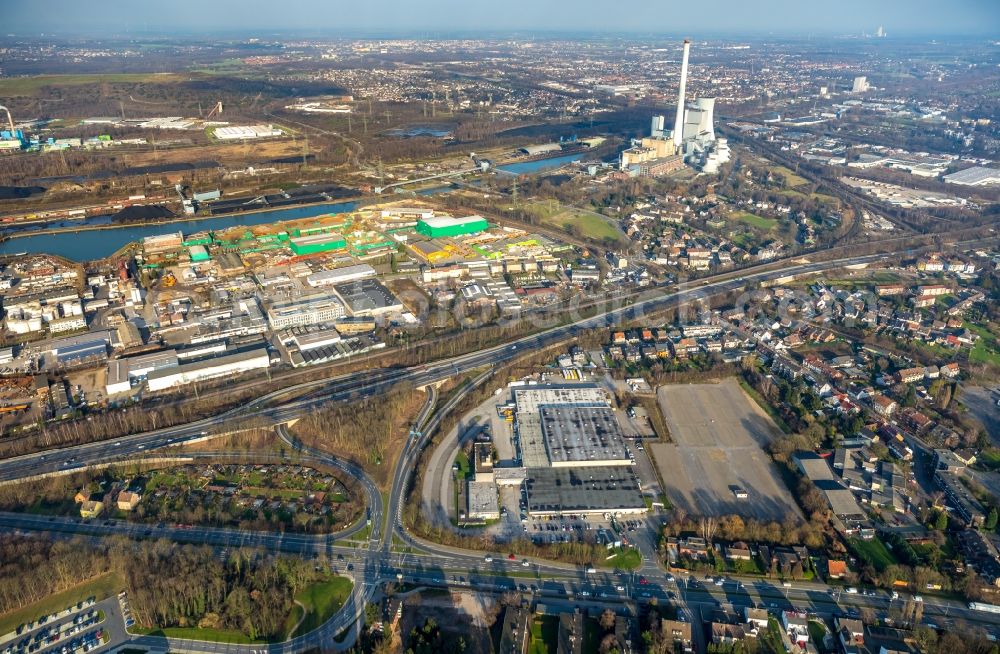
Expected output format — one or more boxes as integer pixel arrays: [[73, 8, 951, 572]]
[[522, 559, 530, 567], [616, 585, 625, 591], [484, 555, 493, 563]]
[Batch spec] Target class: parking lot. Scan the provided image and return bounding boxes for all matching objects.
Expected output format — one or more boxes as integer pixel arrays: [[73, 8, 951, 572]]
[[1, 597, 112, 654], [651, 379, 802, 521]]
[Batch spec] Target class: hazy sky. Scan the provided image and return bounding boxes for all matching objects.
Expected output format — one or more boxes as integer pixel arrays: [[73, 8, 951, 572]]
[[5, 0, 999, 37]]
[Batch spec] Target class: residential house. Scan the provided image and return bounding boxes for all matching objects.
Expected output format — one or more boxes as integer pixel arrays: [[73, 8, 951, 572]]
[[557, 612, 583, 654], [743, 608, 769, 633], [499, 605, 531, 654], [726, 542, 753, 561], [871, 395, 897, 417], [836, 617, 864, 654], [827, 560, 849, 580], [116, 490, 141, 511], [781, 611, 810, 648], [711, 623, 749, 645], [80, 500, 104, 518], [661, 619, 693, 652]]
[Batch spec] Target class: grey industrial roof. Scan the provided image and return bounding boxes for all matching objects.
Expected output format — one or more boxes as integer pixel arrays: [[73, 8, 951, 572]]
[[524, 466, 646, 515], [333, 278, 402, 315], [540, 405, 631, 466]]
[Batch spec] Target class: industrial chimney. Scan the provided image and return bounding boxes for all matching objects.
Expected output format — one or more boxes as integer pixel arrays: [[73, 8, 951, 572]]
[[672, 39, 690, 152]]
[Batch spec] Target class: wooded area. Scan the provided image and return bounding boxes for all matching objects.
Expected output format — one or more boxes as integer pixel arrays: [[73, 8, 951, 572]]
[[0, 534, 340, 642]]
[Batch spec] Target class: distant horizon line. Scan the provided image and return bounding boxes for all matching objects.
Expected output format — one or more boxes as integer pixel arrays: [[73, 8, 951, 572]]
[[2, 27, 997, 41]]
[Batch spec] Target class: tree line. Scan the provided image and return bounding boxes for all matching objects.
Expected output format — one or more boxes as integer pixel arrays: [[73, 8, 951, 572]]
[[0, 533, 338, 641]]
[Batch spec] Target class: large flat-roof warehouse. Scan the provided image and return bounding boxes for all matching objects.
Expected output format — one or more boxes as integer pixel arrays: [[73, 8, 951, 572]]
[[540, 405, 631, 467], [504, 383, 646, 517], [524, 467, 646, 516], [333, 278, 404, 316]]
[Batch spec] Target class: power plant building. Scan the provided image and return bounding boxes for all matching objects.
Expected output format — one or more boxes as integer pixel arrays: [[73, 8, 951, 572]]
[[416, 215, 488, 239], [620, 39, 730, 175]]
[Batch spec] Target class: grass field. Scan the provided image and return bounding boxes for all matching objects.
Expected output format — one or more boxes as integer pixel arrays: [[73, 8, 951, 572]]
[[731, 211, 778, 230], [849, 537, 897, 572], [523, 201, 622, 242], [0, 571, 124, 637], [288, 577, 353, 638], [968, 323, 1000, 367], [769, 165, 809, 188], [604, 547, 642, 570], [0, 73, 183, 95], [976, 448, 1000, 471], [528, 615, 559, 654]]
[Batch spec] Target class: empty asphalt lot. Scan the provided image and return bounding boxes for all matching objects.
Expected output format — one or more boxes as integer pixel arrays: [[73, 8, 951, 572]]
[[650, 379, 802, 521]]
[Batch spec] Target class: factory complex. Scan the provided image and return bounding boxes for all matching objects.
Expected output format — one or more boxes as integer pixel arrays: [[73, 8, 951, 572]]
[[463, 383, 647, 521], [0, 200, 593, 423]]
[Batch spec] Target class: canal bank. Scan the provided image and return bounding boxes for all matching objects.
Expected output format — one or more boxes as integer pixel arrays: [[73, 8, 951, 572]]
[[0, 151, 595, 261], [0, 199, 366, 261], [496, 151, 589, 175]]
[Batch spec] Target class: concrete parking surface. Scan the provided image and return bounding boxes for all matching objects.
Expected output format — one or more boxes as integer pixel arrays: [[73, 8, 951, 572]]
[[651, 379, 802, 521]]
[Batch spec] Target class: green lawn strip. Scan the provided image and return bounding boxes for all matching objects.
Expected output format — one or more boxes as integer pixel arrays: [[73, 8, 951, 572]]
[[130, 627, 265, 644], [289, 577, 354, 638], [528, 615, 559, 654], [975, 448, 1000, 471], [582, 618, 603, 654], [769, 165, 809, 188], [281, 603, 304, 640], [0, 570, 123, 637], [551, 211, 621, 241], [454, 449, 471, 479], [808, 620, 829, 651]]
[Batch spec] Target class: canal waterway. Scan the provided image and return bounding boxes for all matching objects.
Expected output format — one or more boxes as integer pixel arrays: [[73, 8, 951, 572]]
[[0, 200, 360, 261], [1, 151, 587, 261]]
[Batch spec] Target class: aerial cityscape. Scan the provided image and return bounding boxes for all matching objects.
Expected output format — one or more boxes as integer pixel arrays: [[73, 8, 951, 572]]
[[0, 1, 999, 653]]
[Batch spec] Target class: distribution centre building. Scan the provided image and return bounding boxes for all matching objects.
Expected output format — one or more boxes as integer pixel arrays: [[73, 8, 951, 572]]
[[146, 348, 270, 392], [415, 215, 489, 239]]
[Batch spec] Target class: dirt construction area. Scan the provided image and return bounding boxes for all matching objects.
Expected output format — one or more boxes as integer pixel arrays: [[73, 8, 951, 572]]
[[650, 378, 802, 521]]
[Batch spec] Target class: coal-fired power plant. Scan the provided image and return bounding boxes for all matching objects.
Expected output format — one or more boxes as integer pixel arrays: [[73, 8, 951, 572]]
[[672, 39, 691, 151]]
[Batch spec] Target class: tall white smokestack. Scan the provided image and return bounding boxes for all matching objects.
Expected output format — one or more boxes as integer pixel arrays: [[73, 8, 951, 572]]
[[673, 39, 690, 151]]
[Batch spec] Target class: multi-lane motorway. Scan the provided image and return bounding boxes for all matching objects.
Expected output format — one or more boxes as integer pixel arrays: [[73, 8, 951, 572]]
[[3, 244, 998, 652]]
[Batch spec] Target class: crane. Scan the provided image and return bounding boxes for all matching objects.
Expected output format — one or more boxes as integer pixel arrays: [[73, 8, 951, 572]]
[[205, 101, 223, 119], [0, 104, 14, 133]]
